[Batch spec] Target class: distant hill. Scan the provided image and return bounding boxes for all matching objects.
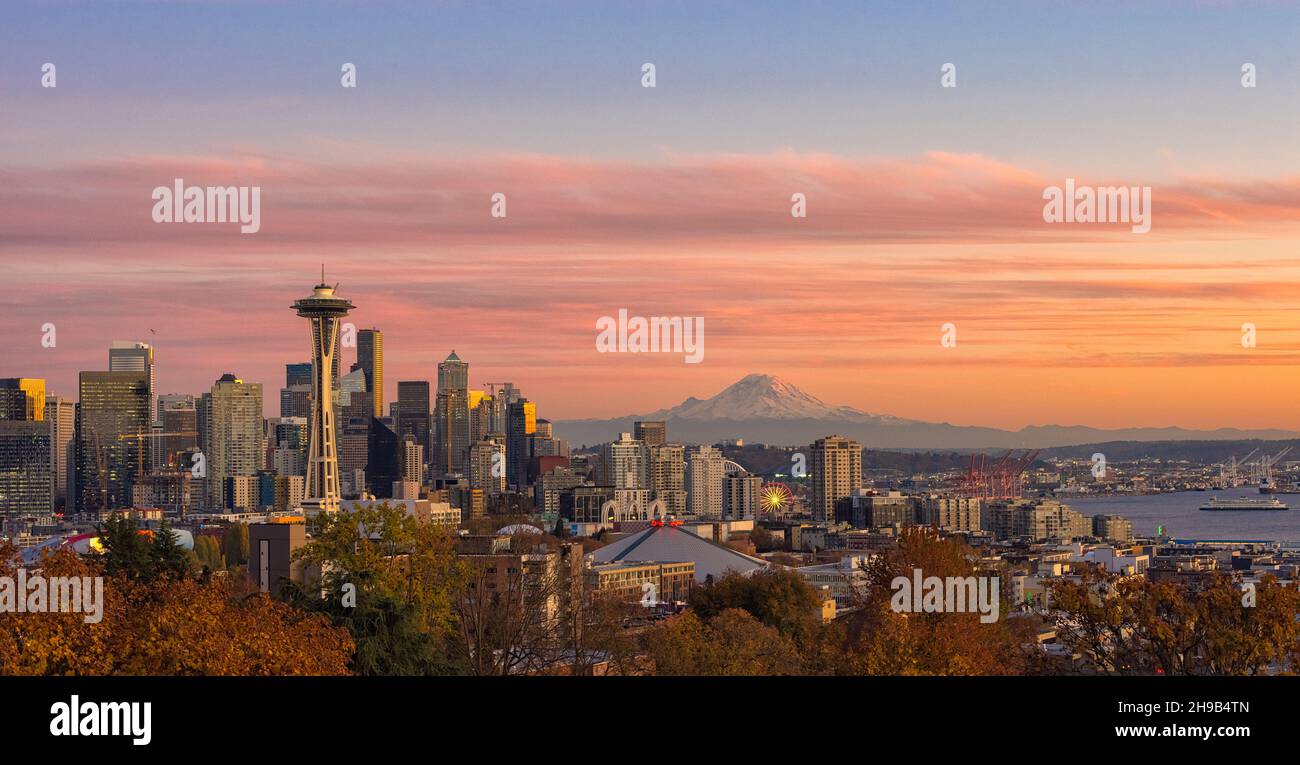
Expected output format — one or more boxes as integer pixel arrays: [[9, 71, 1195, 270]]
[[554, 374, 1300, 449]]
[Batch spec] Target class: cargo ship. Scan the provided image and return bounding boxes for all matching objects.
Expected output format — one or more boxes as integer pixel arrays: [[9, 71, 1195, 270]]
[[1199, 496, 1289, 511]]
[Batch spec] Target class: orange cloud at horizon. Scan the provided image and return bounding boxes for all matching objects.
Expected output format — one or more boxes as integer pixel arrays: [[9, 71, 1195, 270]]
[[4, 150, 1300, 430]]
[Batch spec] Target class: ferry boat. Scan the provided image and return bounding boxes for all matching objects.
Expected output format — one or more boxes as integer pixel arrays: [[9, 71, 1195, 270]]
[[1199, 495, 1289, 511]]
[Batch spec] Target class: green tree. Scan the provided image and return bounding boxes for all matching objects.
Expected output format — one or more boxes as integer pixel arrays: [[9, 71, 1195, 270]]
[[288, 502, 466, 675], [222, 522, 249, 566], [193, 536, 226, 571]]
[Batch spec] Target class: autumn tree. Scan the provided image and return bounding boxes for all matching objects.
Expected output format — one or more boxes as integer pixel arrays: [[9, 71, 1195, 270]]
[[846, 526, 1032, 675], [0, 543, 353, 675], [1047, 568, 1300, 675], [647, 609, 801, 675]]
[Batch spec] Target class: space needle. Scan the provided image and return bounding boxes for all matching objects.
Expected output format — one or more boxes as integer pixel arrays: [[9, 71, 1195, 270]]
[[292, 268, 353, 516]]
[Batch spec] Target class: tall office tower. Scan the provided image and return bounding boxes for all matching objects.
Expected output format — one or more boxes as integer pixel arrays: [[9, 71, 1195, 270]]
[[396, 380, 431, 449], [0, 421, 52, 516], [506, 399, 536, 489], [271, 417, 309, 477], [724, 472, 763, 521], [356, 329, 384, 418], [468, 437, 506, 495], [158, 401, 198, 470], [366, 418, 399, 498], [488, 382, 519, 434], [434, 351, 470, 476], [811, 435, 862, 523], [648, 443, 687, 517], [292, 277, 354, 515], [285, 362, 312, 388], [400, 437, 425, 484], [280, 362, 312, 419], [600, 432, 647, 490], [0, 379, 52, 516], [634, 420, 667, 448], [45, 395, 75, 509], [201, 374, 263, 511], [108, 341, 156, 424], [76, 371, 150, 512], [0, 378, 46, 422], [687, 445, 727, 519]]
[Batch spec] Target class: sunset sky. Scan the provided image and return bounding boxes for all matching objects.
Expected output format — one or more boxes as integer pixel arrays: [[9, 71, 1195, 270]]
[[3, 0, 1300, 430]]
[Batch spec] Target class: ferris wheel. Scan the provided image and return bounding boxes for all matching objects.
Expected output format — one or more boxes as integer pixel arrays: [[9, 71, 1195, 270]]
[[760, 482, 795, 516]]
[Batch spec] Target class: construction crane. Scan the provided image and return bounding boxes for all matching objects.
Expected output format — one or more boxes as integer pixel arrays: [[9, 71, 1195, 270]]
[[1253, 446, 1293, 492], [1219, 448, 1258, 488], [959, 449, 1040, 500], [117, 430, 199, 476]]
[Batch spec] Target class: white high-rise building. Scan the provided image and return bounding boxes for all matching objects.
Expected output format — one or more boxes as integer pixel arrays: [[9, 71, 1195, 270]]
[[202, 374, 263, 511], [688, 445, 727, 519], [601, 432, 647, 490], [468, 437, 506, 495], [649, 443, 686, 517], [724, 472, 763, 521]]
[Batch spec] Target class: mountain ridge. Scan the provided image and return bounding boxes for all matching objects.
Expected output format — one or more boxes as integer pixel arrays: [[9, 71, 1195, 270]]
[[553, 374, 1300, 448]]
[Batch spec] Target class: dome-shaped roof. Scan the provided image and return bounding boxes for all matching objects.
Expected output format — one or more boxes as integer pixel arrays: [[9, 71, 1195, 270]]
[[497, 524, 544, 536]]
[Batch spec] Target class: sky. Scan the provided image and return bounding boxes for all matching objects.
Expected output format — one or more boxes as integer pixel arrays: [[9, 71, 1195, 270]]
[[2, 0, 1300, 430]]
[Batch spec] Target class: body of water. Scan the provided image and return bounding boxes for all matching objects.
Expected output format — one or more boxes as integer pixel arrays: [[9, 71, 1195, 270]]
[[1068, 491, 1300, 544]]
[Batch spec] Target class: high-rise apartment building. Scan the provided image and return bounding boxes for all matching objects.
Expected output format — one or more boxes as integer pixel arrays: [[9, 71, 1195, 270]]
[[356, 328, 384, 418], [400, 437, 425, 484], [811, 435, 861, 523], [648, 443, 687, 517], [468, 437, 506, 495], [687, 445, 727, 519], [201, 374, 263, 511], [601, 432, 647, 490], [76, 371, 150, 512], [724, 472, 763, 521]]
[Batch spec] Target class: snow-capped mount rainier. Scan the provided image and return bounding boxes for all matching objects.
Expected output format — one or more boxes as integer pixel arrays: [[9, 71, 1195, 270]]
[[643, 374, 878, 421], [552, 374, 1300, 449]]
